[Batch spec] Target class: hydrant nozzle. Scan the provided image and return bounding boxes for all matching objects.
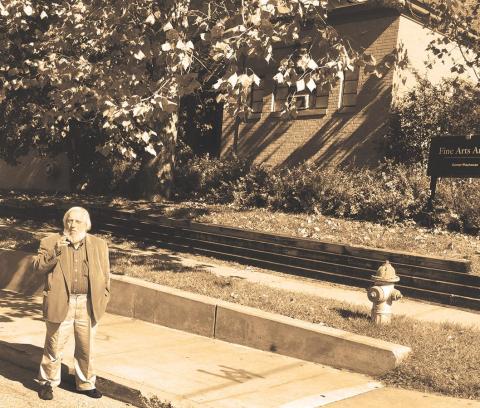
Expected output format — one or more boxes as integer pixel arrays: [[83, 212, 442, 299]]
[[367, 261, 402, 325]]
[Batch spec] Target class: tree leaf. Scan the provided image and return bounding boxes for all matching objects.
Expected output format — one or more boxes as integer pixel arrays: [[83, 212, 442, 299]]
[[140, 132, 150, 143], [228, 72, 238, 87], [146, 14, 155, 25], [23, 5, 33, 16], [296, 79, 305, 92], [213, 78, 223, 90], [134, 50, 146, 60], [145, 144, 157, 156], [307, 59, 319, 70], [273, 72, 284, 83], [277, 4, 291, 14], [306, 78, 316, 92]]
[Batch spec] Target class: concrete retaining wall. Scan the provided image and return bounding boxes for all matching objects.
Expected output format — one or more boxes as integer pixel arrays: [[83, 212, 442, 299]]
[[107, 277, 216, 338], [214, 302, 406, 375], [108, 275, 410, 376]]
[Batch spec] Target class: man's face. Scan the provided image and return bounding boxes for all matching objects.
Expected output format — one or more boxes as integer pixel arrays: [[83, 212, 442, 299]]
[[65, 210, 87, 242]]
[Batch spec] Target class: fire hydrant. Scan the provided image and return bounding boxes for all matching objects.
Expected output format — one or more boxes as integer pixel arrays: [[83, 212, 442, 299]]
[[367, 261, 402, 325]]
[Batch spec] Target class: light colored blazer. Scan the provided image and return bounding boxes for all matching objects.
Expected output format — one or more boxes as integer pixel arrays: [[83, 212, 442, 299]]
[[33, 233, 110, 324]]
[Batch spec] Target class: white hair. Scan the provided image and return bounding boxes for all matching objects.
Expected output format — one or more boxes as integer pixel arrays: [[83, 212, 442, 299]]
[[63, 207, 92, 231]]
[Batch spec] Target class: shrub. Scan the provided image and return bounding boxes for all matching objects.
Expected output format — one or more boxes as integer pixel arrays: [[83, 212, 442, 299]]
[[310, 167, 356, 217], [354, 163, 429, 223], [437, 179, 480, 234], [268, 164, 323, 212], [172, 153, 480, 233], [173, 156, 432, 222], [71, 151, 139, 196], [173, 153, 250, 202], [232, 164, 273, 208], [384, 79, 480, 166]]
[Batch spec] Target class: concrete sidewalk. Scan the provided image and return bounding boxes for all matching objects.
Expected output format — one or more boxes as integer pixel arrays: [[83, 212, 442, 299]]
[[0, 290, 479, 408]]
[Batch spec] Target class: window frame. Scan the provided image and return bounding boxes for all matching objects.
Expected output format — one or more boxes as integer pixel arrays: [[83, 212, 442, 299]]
[[248, 83, 265, 120], [272, 82, 329, 115], [338, 68, 360, 112]]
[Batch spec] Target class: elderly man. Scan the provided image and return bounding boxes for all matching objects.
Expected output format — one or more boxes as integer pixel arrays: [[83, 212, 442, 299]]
[[33, 206, 110, 400]]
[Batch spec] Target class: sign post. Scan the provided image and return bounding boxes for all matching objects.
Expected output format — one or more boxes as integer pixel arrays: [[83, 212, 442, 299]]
[[427, 136, 480, 208]]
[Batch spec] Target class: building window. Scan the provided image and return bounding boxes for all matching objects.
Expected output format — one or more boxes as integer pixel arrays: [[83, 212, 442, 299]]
[[314, 84, 329, 110], [273, 83, 329, 113], [339, 68, 359, 109], [273, 84, 289, 112], [290, 91, 310, 110], [249, 84, 264, 119]]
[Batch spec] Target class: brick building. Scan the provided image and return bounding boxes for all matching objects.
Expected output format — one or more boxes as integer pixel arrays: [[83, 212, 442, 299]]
[[220, 1, 477, 168]]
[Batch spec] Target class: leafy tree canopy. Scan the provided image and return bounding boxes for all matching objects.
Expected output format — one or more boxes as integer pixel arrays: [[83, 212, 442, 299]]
[[0, 1, 396, 160], [0, 0, 476, 193], [385, 78, 480, 166], [418, 0, 479, 81]]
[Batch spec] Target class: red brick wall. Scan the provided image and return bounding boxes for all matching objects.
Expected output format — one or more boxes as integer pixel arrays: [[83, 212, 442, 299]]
[[221, 10, 400, 168]]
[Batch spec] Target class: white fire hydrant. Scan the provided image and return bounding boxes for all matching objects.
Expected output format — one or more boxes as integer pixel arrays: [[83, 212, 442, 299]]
[[367, 261, 402, 325]]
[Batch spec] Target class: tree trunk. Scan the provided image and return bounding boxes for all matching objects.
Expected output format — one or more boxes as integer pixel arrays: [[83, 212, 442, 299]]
[[136, 112, 178, 200], [232, 54, 246, 157], [233, 116, 240, 156]]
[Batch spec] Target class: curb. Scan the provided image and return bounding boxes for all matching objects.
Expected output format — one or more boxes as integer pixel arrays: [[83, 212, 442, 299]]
[[107, 275, 411, 376]]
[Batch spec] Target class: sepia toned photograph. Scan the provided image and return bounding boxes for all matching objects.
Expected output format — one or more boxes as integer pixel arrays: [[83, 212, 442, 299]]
[[0, 1, 479, 407]]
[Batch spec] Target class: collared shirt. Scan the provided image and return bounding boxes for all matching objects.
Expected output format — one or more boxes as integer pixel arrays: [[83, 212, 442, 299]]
[[67, 239, 89, 295]]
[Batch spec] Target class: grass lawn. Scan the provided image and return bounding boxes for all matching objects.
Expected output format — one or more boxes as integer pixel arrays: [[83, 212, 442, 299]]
[[1, 216, 480, 401], [164, 203, 480, 275]]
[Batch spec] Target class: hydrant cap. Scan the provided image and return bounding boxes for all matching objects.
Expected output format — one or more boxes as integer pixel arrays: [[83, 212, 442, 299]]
[[372, 260, 400, 283]]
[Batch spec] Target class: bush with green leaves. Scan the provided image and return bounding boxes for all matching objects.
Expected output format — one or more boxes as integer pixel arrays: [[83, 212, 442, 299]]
[[354, 163, 429, 223], [268, 164, 323, 213], [173, 153, 251, 203], [172, 154, 480, 233], [232, 164, 273, 208], [384, 79, 480, 166], [435, 178, 480, 234], [173, 156, 427, 220]]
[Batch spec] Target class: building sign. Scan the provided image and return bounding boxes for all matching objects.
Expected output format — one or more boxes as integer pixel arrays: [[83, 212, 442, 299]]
[[427, 136, 480, 205], [427, 136, 480, 177]]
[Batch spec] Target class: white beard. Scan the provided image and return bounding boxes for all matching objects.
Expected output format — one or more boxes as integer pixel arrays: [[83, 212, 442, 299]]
[[64, 230, 87, 244]]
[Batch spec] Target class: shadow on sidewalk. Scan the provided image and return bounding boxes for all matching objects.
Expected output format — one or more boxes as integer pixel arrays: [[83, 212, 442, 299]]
[[0, 341, 42, 393], [0, 290, 43, 322], [0, 340, 75, 394]]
